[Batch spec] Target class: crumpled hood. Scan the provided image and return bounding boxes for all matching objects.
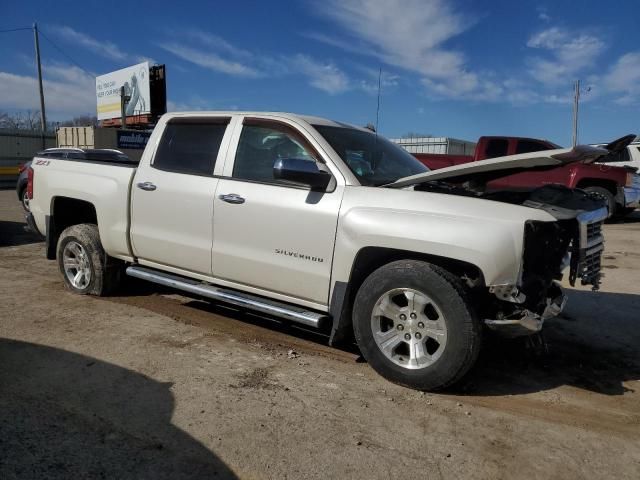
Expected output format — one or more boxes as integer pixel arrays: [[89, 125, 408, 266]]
[[386, 144, 610, 188]]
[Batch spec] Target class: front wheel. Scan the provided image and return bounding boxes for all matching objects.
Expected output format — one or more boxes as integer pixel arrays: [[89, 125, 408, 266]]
[[56, 223, 121, 296], [584, 186, 616, 218], [353, 260, 481, 391]]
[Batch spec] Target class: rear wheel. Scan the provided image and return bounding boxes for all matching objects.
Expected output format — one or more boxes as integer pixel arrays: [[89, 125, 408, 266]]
[[56, 223, 121, 296], [353, 260, 481, 391], [19, 188, 30, 211], [584, 186, 616, 218]]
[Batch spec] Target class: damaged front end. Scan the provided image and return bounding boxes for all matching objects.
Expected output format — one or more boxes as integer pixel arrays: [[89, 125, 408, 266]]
[[482, 186, 608, 336], [398, 140, 628, 337]]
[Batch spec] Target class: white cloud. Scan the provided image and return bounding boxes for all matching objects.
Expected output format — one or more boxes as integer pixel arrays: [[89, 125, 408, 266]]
[[314, 0, 510, 101], [184, 30, 254, 59], [526, 27, 605, 85], [301, 31, 373, 57], [537, 6, 551, 22], [288, 55, 350, 94], [159, 32, 354, 94], [50, 25, 127, 61], [0, 63, 95, 117], [159, 43, 261, 77], [355, 66, 400, 94], [50, 25, 155, 67], [603, 52, 640, 105]]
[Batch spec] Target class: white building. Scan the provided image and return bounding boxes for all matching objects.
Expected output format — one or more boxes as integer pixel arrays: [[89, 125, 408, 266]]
[[389, 136, 476, 155]]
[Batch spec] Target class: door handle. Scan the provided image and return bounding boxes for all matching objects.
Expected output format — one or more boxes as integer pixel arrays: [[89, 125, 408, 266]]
[[219, 193, 245, 204], [137, 181, 157, 191]]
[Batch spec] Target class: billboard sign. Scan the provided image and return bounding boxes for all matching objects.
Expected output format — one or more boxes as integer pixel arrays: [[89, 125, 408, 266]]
[[96, 62, 150, 121], [116, 130, 151, 150]]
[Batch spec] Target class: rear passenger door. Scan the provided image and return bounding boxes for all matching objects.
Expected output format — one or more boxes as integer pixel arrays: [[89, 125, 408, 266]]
[[211, 118, 343, 307], [130, 117, 233, 276]]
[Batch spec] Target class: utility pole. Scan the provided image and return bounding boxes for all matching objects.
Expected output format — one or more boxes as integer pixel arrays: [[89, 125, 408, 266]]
[[33, 22, 47, 149], [572, 79, 580, 147], [120, 86, 130, 130]]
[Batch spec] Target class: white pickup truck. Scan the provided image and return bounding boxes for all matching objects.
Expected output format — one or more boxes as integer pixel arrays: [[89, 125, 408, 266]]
[[26, 112, 613, 390], [594, 140, 640, 171]]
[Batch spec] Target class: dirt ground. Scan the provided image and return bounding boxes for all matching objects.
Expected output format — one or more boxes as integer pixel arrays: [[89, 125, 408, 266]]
[[1, 188, 639, 479]]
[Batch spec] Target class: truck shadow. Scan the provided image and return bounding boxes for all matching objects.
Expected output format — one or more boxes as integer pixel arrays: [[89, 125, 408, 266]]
[[0, 220, 43, 247], [111, 280, 639, 396], [455, 289, 640, 396], [0, 338, 237, 479], [113, 276, 354, 354]]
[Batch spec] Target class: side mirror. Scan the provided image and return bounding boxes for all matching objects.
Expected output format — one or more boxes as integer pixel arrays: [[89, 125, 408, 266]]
[[273, 158, 332, 190]]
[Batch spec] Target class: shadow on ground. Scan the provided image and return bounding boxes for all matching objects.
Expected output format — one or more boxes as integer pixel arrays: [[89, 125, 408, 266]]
[[0, 220, 42, 247], [610, 214, 640, 225], [111, 279, 640, 397], [110, 276, 356, 355], [0, 338, 237, 479], [456, 289, 640, 396]]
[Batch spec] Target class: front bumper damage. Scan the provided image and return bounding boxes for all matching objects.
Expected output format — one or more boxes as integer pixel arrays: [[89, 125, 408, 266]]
[[484, 288, 567, 336]]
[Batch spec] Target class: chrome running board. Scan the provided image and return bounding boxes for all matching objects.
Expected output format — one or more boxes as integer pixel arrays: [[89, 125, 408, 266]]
[[126, 266, 328, 328]]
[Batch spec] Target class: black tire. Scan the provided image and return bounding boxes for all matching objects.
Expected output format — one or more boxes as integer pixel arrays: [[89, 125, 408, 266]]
[[584, 186, 616, 218], [353, 260, 481, 391], [19, 187, 30, 212], [56, 223, 121, 296], [620, 207, 636, 217]]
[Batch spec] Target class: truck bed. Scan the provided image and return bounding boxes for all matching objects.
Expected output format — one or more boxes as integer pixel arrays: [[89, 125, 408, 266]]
[[30, 149, 137, 260]]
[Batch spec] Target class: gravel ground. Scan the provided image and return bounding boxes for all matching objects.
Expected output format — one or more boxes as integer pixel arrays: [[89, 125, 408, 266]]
[[1, 189, 639, 479]]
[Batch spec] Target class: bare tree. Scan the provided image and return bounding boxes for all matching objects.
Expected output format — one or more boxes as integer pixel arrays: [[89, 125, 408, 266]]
[[57, 115, 98, 128], [0, 110, 98, 130], [0, 110, 43, 130]]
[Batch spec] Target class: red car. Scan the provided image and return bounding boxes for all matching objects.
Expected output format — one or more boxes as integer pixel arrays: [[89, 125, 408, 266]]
[[413, 136, 639, 217]]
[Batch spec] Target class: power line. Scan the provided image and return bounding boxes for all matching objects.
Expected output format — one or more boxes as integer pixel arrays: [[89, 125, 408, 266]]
[[1, 25, 93, 76], [37, 29, 93, 76], [0, 27, 32, 33]]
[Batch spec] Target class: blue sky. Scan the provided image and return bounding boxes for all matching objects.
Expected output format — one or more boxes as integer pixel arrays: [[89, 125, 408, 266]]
[[1, 0, 639, 145]]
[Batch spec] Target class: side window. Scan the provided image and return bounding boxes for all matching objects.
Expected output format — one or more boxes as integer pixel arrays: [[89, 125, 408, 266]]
[[233, 122, 317, 183], [485, 139, 509, 159], [153, 120, 228, 175], [600, 148, 630, 163], [516, 140, 553, 154]]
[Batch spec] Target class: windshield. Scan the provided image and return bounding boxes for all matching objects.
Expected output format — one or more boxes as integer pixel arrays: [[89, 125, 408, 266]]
[[313, 125, 428, 186]]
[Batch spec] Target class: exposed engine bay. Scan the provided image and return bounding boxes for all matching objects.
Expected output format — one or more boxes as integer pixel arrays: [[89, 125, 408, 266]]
[[416, 182, 608, 335]]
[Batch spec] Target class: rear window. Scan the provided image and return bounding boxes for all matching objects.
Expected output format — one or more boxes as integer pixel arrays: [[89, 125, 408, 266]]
[[515, 140, 555, 155], [153, 120, 228, 175], [599, 147, 631, 163], [485, 139, 509, 159]]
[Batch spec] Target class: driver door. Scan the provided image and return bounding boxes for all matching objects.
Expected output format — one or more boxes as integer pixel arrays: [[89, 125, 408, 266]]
[[212, 118, 343, 306]]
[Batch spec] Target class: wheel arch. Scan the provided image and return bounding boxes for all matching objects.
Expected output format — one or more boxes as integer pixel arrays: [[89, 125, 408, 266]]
[[576, 178, 618, 197], [46, 196, 98, 260], [328, 246, 485, 345]]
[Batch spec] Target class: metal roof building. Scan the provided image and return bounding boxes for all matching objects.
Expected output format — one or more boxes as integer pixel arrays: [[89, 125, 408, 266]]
[[389, 136, 476, 155]]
